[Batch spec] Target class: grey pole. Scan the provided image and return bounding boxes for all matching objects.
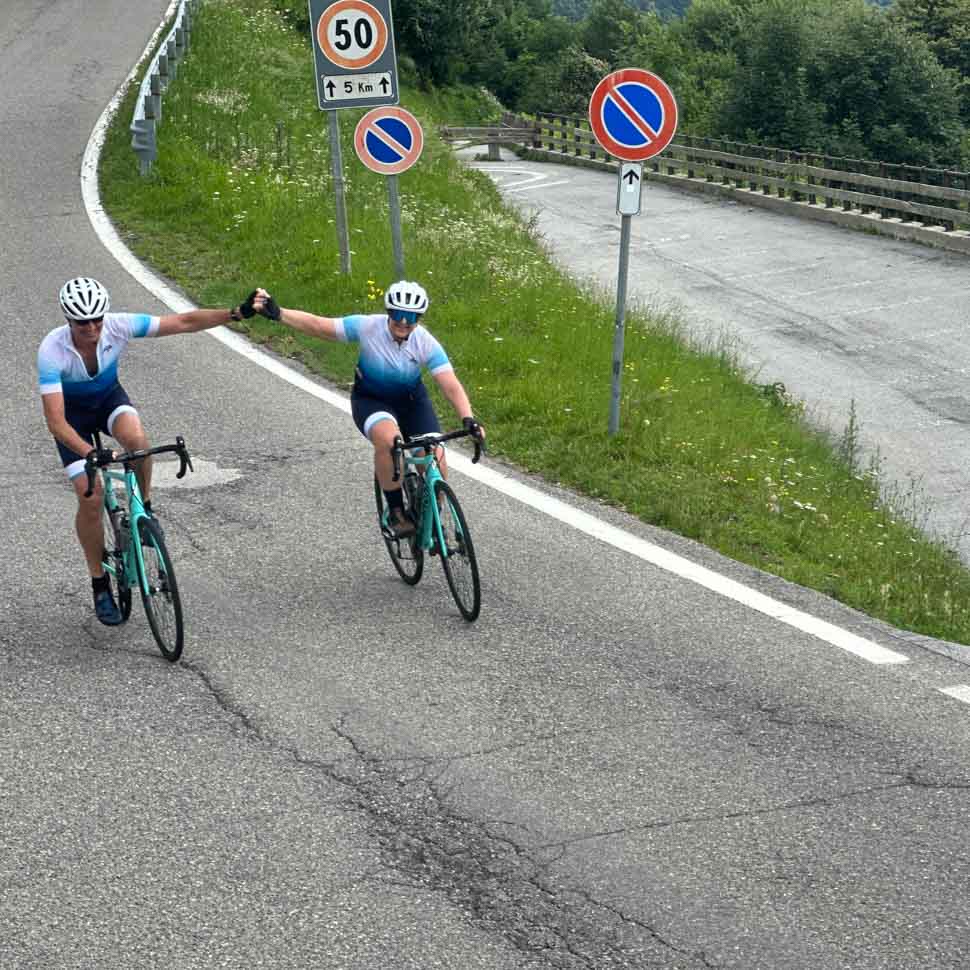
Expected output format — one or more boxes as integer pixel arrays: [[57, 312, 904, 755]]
[[387, 174, 405, 279], [608, 213, 633, 436], [328, 110, 351, 274]]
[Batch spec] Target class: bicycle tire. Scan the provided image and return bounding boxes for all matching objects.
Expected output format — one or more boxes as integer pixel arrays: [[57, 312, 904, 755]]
[[101, 506, 132, 622], [432, 480, 481, 621], [374, 478, 424, 585], [136, 517, 184, 662]]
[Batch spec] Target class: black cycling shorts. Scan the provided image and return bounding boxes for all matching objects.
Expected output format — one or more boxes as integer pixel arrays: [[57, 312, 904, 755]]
[[351, 382, 440, 441], [54, 384, 137, 475]]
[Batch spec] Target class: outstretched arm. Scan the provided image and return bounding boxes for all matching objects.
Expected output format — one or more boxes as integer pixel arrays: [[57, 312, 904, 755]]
[[253, 288, 341, 341], [156, 291, 259, 336]]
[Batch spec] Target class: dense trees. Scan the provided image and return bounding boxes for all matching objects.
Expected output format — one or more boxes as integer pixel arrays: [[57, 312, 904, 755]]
[[273, 0, 969, 167]]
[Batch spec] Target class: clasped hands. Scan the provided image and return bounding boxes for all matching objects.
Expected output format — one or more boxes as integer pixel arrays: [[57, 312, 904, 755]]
[[232, 288, 281, 322]]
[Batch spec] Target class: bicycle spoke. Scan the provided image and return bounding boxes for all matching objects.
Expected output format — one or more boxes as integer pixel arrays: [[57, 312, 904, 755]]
[[101, 502, 132, 622], [374, 478, 424, 585], [137, 517, 184, 661], [433, 480, 481, 621]]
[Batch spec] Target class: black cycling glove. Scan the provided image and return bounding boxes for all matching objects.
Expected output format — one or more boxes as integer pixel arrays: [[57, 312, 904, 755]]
[[238, 290, 258, 319], [462, 416, 483, 439], [259, 293, 282, 321]]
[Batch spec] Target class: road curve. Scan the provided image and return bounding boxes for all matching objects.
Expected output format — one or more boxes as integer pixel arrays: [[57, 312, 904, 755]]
[[3, 6, 970, 968], [469, 152, 970, 562]]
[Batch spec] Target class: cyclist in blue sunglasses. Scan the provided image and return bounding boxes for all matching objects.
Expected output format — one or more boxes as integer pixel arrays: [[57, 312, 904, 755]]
[[253, 282, 484, 538]]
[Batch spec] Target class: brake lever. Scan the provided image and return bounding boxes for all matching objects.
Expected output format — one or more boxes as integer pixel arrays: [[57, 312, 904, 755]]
[[83, 458, 97, 498], [391, 436, 403, 482], [175, 435, 193, 479]]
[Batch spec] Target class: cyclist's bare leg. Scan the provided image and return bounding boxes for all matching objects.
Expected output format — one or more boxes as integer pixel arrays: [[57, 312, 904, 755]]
[[111, 411, 152, 505], [369, 417, 403, 492], [72, 474, 107, 577]]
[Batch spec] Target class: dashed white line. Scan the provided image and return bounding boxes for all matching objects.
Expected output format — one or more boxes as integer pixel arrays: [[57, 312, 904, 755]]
[[81, 27, 911, 669]]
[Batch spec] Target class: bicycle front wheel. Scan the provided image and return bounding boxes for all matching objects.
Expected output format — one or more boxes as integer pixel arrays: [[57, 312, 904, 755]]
[[101, 506, 132, 622], [432, 480, 480, 621], [374, 478, 424, 585], [136, 517, 184, 662]]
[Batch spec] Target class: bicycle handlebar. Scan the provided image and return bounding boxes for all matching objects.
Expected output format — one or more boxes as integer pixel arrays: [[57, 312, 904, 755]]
[[390, 428, 485, 482], [83, 436, 193, 498]]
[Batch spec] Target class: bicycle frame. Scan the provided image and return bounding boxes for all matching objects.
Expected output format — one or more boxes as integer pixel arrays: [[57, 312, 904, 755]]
[[401, 449, 451, 558], [90, 431, 192, 599], [100, 464, 153, 597]]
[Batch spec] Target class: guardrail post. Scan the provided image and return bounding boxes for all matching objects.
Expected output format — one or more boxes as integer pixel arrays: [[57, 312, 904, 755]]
[[167, 38, 178, 80], [157, 51, 170, 92], [151, 72, 162, 123]]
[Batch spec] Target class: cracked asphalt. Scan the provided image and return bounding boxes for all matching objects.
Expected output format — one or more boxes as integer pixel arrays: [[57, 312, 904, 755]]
[[3, 2, 970, 968]]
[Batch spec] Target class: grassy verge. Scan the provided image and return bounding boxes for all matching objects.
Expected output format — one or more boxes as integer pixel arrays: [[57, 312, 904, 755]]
[[99, 0, 970, 644]]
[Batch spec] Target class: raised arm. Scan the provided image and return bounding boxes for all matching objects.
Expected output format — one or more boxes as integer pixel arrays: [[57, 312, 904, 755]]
[[253, 288, 340, 341]]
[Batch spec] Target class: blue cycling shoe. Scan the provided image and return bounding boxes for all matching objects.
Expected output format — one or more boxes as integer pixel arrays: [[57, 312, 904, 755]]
[[94, 589, 124, 626]]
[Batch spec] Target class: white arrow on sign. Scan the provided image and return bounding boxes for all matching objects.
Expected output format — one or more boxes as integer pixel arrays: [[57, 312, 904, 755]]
[[617, 161, 643, 216]]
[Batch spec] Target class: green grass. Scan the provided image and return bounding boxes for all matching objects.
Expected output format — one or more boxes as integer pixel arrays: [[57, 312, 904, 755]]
[[100, 0, 970, 643]]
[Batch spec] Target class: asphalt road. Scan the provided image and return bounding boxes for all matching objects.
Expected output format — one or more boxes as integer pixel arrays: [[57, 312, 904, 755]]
[[3, 4, 970, 968], [466, 154, 970, 562]]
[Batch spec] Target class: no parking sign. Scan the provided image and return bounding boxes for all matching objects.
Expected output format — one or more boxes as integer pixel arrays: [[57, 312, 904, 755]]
[[588, 69, 679, 435], [354, 106, 424, 175], [588, 69, 678, 163], [354, 106, 424, 277]]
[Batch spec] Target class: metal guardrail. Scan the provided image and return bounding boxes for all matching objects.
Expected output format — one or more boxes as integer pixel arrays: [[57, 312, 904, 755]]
[[130, 0, 200, 174]]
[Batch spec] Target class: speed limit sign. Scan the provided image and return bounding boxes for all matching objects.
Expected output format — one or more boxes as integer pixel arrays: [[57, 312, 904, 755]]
[[309, 0, 399, 109]]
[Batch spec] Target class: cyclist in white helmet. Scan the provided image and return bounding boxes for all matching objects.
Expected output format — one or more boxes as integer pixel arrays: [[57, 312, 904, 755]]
[[251, 281, 484, 538], [38, 277, 260, 626]]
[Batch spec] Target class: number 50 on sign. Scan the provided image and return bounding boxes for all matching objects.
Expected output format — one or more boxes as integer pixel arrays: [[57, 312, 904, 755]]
[[309, 0, 399, 110]]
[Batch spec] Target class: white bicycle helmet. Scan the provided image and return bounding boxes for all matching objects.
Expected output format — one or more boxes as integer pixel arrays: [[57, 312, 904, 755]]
[[59, 277, 110, 321], [384, 280, 429, 315]]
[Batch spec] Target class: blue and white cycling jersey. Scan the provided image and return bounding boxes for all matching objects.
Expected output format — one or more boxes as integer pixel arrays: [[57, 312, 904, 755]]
[[337, 314, 452, 399], [37, 313, 159, 404]]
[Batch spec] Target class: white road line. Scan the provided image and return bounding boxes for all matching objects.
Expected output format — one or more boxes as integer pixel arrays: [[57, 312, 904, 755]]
[[507, 180, 571, 193], [80, 28, 910, 668], [940, 685, 970, 705]]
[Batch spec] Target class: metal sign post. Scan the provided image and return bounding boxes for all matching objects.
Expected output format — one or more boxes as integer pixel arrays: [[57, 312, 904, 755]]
[[354, 106, 424, 280], [309, 0, 400, 274], [589, 69, 678, 435], [610, 162, 642, 435], [387, 175, 405, 278], [328, 111, 352, 274]]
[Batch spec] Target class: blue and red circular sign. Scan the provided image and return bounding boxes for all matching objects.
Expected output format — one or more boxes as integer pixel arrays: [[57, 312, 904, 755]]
[[588, 69, 678, 163], [354, 107, 424, 175]]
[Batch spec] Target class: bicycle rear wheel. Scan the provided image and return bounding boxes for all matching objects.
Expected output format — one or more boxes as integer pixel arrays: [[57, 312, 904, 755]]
[[374, 478, 424, 585], [432, 480, 480, 621], [101, 506, 132, 622], [136, 517, 183, 662]]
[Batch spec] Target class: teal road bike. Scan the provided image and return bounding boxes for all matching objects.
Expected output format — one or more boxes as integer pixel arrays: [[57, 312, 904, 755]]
[[84, 430, 194, 661], [375, 428, 484, 622]]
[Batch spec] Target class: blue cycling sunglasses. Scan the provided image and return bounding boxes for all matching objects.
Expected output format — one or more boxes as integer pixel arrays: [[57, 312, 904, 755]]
[[389, 309, 421, 326]]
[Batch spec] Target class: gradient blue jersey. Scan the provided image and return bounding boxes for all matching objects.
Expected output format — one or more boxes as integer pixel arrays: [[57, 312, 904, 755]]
[[38, 313, 159, 404], [337, 314, 452, 399]]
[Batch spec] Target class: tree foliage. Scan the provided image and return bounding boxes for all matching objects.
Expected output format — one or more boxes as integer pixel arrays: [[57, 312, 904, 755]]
[[381, 0, 968, 167]]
